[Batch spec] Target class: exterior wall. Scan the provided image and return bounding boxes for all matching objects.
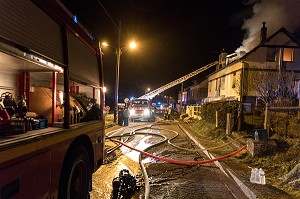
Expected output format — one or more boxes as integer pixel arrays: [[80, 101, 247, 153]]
[[246, 69, 299, 98], [244, 48, 278, 69], [287, 48, 300, 71], [244, 46, 300, 99], [297, 81, 300, 98], [244, 47, 300, 72], [187, 80, 208, 104], [207, 62, 243, 101], [207, 33, 300, 104]]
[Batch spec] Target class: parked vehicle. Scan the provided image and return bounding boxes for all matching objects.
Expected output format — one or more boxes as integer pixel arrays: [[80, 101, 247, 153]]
[[0, 1, 105, 198], [128, 98, 155, 122], [154, 103, 169, 114]]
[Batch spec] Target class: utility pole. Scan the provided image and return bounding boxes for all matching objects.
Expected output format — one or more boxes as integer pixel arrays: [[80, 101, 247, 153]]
[[114, 21, 121, 123], [180, 82, 183, 113]]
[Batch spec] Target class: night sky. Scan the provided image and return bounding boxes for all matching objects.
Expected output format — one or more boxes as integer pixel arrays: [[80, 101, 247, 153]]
[[59, 0, 299, 108]]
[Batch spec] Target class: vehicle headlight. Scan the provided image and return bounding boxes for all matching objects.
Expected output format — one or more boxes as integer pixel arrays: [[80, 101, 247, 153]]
[[130, 109, 135, 115], [143, 109, 150, 115]]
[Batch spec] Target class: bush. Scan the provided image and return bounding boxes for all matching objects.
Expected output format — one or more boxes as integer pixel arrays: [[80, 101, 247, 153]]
[[200, 100, 239, 129]]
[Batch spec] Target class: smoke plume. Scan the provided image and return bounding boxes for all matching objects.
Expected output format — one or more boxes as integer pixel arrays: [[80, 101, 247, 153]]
[[236, 0, 300, 54]]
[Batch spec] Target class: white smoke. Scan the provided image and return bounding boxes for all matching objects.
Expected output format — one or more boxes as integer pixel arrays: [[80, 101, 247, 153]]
[[236, 0, 300, 54]]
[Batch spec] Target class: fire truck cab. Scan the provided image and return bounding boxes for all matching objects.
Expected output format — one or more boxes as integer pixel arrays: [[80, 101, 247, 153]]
[[128, 98, 155, 122]]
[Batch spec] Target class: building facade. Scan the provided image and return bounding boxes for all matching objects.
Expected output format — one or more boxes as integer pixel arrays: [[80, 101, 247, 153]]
[[206, 25, 300, 109]]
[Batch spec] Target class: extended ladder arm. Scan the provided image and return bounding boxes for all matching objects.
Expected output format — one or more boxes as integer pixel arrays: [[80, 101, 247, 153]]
[[138, 61, 218, 99]]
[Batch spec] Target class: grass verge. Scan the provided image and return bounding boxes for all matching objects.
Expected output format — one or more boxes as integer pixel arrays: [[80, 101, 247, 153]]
[[187, 118, 300, 198]]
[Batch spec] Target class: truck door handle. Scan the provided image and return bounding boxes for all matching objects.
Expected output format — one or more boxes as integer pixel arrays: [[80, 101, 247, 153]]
[[1, 179, 20, 199]]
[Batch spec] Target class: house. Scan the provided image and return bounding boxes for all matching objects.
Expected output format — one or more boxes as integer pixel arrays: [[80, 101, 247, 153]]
[[186, 79, 208, 104], [206, 23, 300, 110], [177, 79, 207, 105]]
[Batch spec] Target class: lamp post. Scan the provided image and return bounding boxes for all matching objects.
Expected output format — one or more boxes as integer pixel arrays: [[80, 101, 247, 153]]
[[101, 86, 106, 116], [98, 42, 106, 120], [102, 22, 136, 123]]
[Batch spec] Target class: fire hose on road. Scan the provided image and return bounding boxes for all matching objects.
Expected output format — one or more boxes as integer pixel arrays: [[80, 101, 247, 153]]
[[110, 138, 246, 165], [106, 124, 247, 199]]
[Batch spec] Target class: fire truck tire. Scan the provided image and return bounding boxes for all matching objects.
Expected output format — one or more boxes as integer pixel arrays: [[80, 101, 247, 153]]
[[58, 145, 91, 199]]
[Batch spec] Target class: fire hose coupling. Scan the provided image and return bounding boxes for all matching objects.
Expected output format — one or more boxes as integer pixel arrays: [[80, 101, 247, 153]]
[[112, 169, 143, 199]]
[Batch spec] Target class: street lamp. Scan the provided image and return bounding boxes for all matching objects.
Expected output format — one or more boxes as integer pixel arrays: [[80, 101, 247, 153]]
[[101, 38, 136, 123], [145, 87, 151, 94]]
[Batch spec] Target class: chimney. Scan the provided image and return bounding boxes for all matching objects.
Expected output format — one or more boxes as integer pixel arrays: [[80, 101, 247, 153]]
[[260, 22, 267, 43]]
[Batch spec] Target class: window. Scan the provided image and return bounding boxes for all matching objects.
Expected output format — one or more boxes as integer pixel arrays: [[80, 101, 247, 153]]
[[266, 47, 276, 62], [215, 79, 219, 91], [221, 76, 225, 90], [232, 73, 236, 88], [283, 48, 294, 62]]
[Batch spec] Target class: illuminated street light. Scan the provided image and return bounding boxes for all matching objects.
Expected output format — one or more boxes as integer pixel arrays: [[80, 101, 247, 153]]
[[101, 41, 136, 50], [129, 41, 136, 49], [101, 42, 108, 47], [101, 22, 137, 123], [145, 87, 150, 94]]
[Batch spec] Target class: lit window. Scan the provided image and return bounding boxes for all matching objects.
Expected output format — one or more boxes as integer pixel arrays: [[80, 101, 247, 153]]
[[283, 48, 294, 62], [208, 81, 212, 92], [232, 73, 236, 88], [266, 47, 276, 62]]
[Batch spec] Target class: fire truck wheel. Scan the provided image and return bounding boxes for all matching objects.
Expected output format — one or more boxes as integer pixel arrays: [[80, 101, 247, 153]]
[[58, 145, 91, 199]]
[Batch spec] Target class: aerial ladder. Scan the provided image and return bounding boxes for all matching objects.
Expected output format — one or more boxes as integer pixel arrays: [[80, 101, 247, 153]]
[[138, 61, 219, 99]]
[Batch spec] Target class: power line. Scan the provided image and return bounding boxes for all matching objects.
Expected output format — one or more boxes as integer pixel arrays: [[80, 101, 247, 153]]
[[96, 0, 119, 30]]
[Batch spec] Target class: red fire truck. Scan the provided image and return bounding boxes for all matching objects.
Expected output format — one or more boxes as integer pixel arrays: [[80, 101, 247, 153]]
[[128, 98, 155, 122], [0, 1, 105, 198]]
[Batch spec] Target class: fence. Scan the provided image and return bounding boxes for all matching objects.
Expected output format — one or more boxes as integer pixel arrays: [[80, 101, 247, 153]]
[[265, 105, 300, 138], [186, 105, 201, 120], [185, 105, 234, 130], [186, 104, 300, 138]]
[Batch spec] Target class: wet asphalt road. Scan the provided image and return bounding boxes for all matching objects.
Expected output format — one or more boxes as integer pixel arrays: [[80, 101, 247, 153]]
[[90, 121, 247, 199]]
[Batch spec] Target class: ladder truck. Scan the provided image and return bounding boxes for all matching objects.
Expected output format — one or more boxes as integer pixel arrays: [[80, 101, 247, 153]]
[[0, 1, 105, 198], [138, 61, 219, 99]]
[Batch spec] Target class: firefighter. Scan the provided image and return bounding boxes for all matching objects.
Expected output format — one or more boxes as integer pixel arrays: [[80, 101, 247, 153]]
[[118, 107, 124, 126], [123, 107, 129, 126], [163, 109, 168, 120], [167, 107, 172, 120]]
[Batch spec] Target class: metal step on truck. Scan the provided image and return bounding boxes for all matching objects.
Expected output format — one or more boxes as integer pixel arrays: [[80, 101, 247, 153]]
[[0, 1, 105, 198]]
